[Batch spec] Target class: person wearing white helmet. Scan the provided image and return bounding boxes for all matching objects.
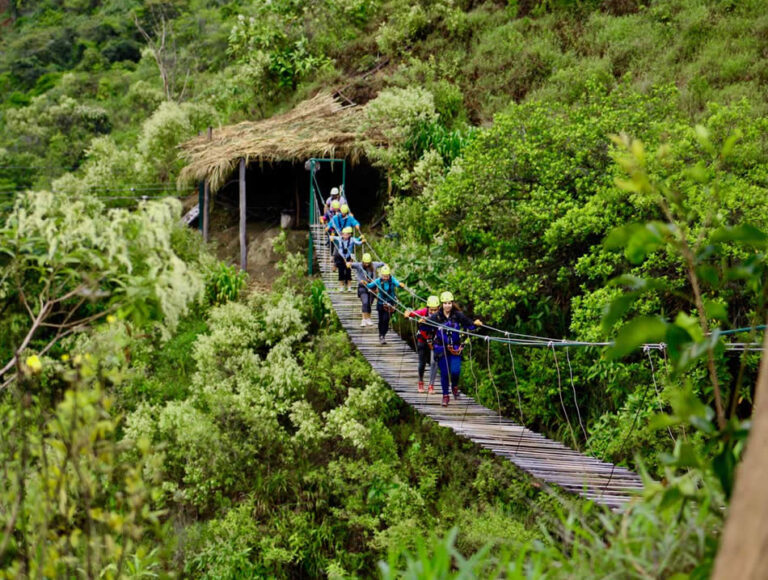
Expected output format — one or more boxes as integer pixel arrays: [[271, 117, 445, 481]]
[[428, 291, 483, 407], [365, 265, 408, 345], [323, 185, 347, 214], [328, 226, 365, 292], [348, 252, 385, 326]]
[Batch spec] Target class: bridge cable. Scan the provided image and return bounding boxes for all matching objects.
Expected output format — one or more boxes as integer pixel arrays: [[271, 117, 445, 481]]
[[550, 343, 579, 451], [646, 345, 675, 443], [486, 338, 503, 427], [565, 347, 589, 442], [507, 335, 529, 455], [599, 377, 653, 500]]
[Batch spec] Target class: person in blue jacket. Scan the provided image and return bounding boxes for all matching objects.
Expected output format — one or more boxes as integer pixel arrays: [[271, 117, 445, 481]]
[[366, 265, 407, 345], [329, 227, 365, 292], [428, 291, 483, 406], [326, 204, 362, 237]]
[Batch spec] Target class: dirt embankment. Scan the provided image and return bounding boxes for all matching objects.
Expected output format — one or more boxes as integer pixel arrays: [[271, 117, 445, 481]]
[[183, 195, 307, 290]]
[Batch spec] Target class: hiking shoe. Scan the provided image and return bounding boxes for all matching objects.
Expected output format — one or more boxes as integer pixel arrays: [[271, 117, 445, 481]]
[[452, 387, 460, 399], [360, 319, 367, 327], [441, 395, 450, 407], [427, 384, 435, 394], [379, 336, 386, 345], [417, 381, 425, 393]]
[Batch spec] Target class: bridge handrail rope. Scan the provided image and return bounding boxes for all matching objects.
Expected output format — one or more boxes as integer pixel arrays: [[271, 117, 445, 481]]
[[311, 189, 765, 355], [311, 183, 657, 505]]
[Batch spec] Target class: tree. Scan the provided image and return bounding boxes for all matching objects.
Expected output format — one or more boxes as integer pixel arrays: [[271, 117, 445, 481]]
[[0, 191, 204, 388], [712, 327, 768, 578]]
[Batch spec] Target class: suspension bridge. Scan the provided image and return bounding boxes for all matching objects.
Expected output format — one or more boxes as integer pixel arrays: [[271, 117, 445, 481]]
[[308, 176, 646, 509]]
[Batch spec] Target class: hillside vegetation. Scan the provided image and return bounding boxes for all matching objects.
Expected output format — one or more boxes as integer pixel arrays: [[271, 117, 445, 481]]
[[1, 0, 767, 576]]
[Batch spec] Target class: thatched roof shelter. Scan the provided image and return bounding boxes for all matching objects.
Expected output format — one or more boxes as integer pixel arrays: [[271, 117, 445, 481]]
[[178, 93, 367, 192]]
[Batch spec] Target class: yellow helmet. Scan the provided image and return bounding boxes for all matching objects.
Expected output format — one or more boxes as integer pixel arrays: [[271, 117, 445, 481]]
[[331, 200, 340, 209], [427, 295, 440, 308], [341, 204, 350, 214], [362, 252, 372, 263], [342, 226, 353, 234], [380, 265, 391, 276], [440, 291, 454, 303]]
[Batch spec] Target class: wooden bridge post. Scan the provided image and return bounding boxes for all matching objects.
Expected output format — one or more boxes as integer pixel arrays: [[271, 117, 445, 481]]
[[239, 157, 247, 271]]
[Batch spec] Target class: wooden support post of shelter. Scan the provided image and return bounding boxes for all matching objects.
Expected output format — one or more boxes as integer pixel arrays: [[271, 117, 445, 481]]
[[202, 126, 212, 243], [239, 158, 247, 271]]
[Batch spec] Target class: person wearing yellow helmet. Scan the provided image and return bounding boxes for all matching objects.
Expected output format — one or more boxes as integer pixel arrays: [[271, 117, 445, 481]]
[[365, 265, 408, 345], [326, 201, 362, 237], [328, 226, 365, 292], [320, 198, 342, 227], [428, 292, 483, 406], [405, 295, 441, 393], [348, 251, 385, 326]]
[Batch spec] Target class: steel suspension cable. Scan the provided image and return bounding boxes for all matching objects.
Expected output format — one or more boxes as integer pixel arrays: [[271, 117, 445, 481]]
[[565, 347, 589, 442], [551, 343, 579, 450]]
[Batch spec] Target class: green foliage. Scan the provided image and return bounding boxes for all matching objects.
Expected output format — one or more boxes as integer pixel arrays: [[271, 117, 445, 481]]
[[137, 100, 218, 184], [0, 192, 204, 379], [204, 261, 248, 305], [0, 337, 166, 577]]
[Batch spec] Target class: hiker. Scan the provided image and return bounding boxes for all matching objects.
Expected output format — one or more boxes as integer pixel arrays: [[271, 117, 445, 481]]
[[428, 291, 483, 406], [323, 186, 347, 214], [348, 252, 385, 327], [327, 203, 362, 237], [405, 295, 441, 394], [329, 226, 364, 292], [366, 265, 407, 345], [321, 199, 341, 229]]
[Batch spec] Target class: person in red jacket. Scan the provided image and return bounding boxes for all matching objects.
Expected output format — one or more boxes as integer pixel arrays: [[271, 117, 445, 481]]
[[428, 291, 483, 406], [405, 295, 440, 394]]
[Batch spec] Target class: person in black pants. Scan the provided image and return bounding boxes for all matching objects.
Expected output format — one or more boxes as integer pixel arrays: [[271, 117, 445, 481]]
[[329, 226, 364, 292], [365, 265, 407, 345], [405, 295, 441, 393], [349, 253, 384, 327]]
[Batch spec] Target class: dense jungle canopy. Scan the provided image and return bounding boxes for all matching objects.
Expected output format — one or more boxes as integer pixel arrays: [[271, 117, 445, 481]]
[[1, 0, 767, 576]]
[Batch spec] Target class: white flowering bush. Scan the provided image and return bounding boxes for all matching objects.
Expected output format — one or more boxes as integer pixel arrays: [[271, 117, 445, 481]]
[[324, 381, 394, 451], [52, 135, 150, 197], [0, 192, 204, 379]]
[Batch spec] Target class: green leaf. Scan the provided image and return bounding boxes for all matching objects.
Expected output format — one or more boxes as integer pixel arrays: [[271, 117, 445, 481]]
[[625, 222, 671, 264], [601, 291, 640, 333], [710, 224, 768, 246], [720, 129, 742, 159], [713, 449, 736, 499], [604, 223, 641, 250], [674, 442, 701, 468], [606, 316, 667, 360], [658, 486, 683, 512], [704, 300, 727, 321], [696, 264, 720, 287], [673, 312, 704, 342]]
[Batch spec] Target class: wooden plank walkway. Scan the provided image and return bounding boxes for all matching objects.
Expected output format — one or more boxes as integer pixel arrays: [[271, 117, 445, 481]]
[[311, 225, 644, 508]]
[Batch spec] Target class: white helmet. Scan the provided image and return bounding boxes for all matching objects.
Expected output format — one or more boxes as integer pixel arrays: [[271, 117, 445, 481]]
[[330, 187, 339, 196]]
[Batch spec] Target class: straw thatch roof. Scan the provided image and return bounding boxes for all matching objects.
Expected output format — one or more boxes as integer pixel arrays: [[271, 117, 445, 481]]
[[178, 93, 367, 192]]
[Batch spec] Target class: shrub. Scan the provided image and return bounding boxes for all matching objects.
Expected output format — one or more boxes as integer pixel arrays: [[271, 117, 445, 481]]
[[204, 261, 248, 305], [138, 100, 218, 184]]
